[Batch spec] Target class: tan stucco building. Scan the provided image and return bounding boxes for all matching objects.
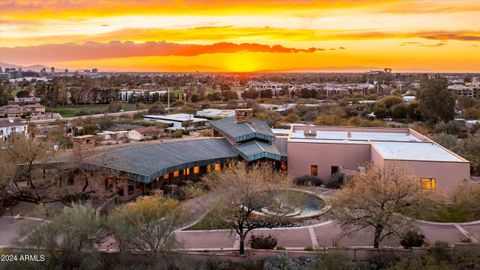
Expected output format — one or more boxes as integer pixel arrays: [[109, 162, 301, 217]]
[[287, 126, 471, 193]]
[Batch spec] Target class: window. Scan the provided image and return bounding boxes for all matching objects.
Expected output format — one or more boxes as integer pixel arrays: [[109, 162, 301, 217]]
[[207, 164, 211, 173], [281, 161, 287, 172], [310, 165, 318, 176], [135, 182, 142, 192], [67, 175, 75, 185], [128, 181, 134, 195], [331, 166, 339, 174], [214, 163, 221, 172], [184, 168, 190, 176], [193, 166, 200, 174], [173, 170, 180, 177], [420, 178, 436, 191], [163, 173, 169, 180], [105, 177, 113, 191]]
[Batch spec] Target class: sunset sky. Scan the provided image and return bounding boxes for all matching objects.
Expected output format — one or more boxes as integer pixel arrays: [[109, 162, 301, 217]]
[[0, 0, 479, 72]]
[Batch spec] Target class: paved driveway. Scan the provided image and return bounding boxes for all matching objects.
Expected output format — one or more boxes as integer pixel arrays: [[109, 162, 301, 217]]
[[0, 217, 45, 247]]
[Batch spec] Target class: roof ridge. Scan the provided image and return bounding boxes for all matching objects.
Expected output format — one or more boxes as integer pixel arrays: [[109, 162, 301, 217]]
[[256, 140, 265, 152], [244, 122, 256, 133]]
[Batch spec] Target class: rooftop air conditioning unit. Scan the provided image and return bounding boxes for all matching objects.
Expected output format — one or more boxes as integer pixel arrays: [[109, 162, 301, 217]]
[[304, 130, 317, 137]]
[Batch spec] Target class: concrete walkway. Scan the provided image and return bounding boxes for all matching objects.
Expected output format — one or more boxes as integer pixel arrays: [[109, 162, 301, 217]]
[[174, 220, 480, 251], [2, 187, 479, 251], [2, 215, 478, 251]]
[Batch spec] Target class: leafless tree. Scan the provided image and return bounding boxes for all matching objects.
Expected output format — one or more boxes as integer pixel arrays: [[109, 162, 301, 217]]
[[202, 162, 292, 254], [332, 165, 437, 248]]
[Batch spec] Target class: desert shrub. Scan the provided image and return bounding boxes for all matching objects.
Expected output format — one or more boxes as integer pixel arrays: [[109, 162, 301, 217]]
[[148, 103, 165, 114], [452, 244, 480, 269], [172, 129, 184, 138], [400, 230, 425, 249], [365, 253, 399, 270], [98, 118, 114, 131], [107, 101, 122, 113], [176, 183, 206, 201], [307, 254, 354, 270], [276, 246, 286, 250], [133, 112, 146, 119], [249, 234, 278, 250], [304, 246, 314, 251], [326, 172, 344, 188], [429, 241, 452, 262], [263, 253, 301, 270], [294, 175, 323, 186]]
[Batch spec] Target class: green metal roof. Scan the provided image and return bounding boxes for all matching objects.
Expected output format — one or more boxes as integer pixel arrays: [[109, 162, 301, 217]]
[[273, 137, 288, 157], [84, 138, 238, 183], [234, 140, 284, 162], [209, 117, 276, 143]]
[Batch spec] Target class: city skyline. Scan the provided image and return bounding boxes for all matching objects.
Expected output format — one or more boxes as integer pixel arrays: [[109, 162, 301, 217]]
[[1, 0, 479, 72]]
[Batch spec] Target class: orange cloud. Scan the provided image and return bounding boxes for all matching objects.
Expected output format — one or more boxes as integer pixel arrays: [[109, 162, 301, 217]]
[[417, 32, 480, 41], [0, 41, 324, 64], [3, 27, 479, 48], [378, 1, 480, 14], [400, 41, 449, 47], [0, 0, 383, 18], [4, 0, 478, 20]]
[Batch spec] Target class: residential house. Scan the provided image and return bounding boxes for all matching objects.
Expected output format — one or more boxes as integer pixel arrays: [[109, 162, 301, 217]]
[[128, 126, 165, 141], [143, 113, 209, 130], [0, 118, 28, 142]]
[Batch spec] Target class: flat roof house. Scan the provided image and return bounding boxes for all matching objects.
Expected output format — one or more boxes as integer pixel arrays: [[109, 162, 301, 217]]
[[128, 126, 165, 141], [143, 113, 209, 131], [287, 126, 471, 192], [0, 118, 28, 142]]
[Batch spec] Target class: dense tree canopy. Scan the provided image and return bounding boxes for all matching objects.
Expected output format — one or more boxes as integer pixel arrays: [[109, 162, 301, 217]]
[[417, 76, 455, 123]]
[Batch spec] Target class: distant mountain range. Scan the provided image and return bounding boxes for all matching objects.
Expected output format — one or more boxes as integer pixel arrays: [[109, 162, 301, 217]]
[[0, 62, 55, 72]]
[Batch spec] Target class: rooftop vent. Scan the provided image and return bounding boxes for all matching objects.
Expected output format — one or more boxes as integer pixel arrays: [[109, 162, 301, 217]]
[[304, 130, 317, 137]]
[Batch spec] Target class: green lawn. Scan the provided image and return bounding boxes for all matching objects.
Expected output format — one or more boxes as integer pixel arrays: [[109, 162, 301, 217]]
[[186, 212, 299, 231], [405, 204, 480, 223], [185, 212, 230, 231], [51, 103, 138, 117]]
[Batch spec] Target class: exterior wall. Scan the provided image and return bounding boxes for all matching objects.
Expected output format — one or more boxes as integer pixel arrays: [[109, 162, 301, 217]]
[[382, 159, 471, 193], [0, 124, 28, 141], [235, 109, 254, 123], [56, 162, 229, 202], [287, 142, 371, 180], [370, 146, 384, 168], [293, 126, 411, 134], [72, 135, 95, 153], [128, 130, 144, 141]]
